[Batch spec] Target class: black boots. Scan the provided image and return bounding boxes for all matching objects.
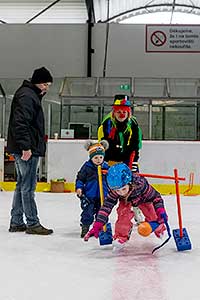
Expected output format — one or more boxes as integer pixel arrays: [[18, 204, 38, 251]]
[[80, 225, 90, 238]]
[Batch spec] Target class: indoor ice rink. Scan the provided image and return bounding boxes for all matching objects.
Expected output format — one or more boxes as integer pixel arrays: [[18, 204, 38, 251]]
[[1, 1, 200, 300], [0, 191, 198, 300]]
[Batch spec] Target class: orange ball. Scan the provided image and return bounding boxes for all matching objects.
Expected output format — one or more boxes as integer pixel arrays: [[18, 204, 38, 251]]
[[138, 222, 152, 237]]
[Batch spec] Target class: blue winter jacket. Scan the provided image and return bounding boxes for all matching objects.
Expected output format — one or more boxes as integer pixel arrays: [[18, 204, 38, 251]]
[[75, 160, 109, 200]]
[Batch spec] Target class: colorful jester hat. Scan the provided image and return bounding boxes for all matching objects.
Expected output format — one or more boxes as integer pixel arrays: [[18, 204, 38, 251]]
[[112, 95, 132, 117], [107, 95, 133, 146]]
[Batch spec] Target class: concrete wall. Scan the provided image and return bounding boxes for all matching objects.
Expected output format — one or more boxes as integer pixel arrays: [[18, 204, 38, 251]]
[[0, 25, 87, 78], [93, 24, 200, 78], [0, 24, 200, 78], [47, 140, 200, 185]]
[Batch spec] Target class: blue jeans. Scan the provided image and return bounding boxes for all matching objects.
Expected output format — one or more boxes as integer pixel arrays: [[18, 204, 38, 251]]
[[10, 154, 40, 227]]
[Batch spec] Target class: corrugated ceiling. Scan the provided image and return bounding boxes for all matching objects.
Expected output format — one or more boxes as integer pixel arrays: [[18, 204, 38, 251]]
[[94, 0, 200, 23], [1, 0, 200, 24], [0, 0, 88, 23]]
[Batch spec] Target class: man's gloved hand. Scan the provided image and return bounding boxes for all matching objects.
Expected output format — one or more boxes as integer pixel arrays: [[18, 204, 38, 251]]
[[84, 221, 104, 241], [79, 195, 90, 209], [132, 162, 139, 173], [156, 207, 168, 224]]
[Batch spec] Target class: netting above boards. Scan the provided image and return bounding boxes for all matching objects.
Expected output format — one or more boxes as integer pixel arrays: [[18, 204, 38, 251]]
[[60, 77, 132, 97], [1, 77, 200, 105], [59, 77, 200, 100], [0, 78, 64, 103]]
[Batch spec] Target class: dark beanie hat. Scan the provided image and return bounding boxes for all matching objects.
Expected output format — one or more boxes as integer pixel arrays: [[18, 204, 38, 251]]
[[31, 67, 53, 84]]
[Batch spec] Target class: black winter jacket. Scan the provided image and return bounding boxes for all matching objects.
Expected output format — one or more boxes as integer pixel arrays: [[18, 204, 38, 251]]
[[98, 113, 142, 164], [7, 80, 46, 156]]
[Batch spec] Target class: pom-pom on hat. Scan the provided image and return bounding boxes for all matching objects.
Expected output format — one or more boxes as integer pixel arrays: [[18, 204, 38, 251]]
[[31, 67, 53, 84], [84, 140, 109, 159]]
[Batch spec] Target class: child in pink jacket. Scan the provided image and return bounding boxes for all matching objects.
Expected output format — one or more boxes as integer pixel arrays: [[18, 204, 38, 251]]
[[84, 163, 167, 249]]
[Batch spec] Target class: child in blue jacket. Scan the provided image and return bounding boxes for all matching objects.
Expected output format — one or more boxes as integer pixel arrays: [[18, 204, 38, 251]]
[[75, 140, 109, 238]]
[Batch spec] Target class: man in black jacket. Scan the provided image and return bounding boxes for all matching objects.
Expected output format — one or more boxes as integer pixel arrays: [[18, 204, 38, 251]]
[[7, 67, 53, 235]]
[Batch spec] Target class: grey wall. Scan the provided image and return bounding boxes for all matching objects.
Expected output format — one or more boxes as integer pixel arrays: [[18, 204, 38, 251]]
[[0, 24, 200, 78], [93, 24, 200, 78], [0, 24, 87, 78]]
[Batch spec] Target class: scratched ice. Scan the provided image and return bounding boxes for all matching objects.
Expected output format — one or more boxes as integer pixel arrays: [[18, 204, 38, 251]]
[[0, 191, 198, 300]]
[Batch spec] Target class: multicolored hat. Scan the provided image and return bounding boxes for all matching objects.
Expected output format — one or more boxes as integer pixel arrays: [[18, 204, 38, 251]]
[[88, 143, 105, 159], [113, 95, 131, 107], [84, 140, 109, 159]]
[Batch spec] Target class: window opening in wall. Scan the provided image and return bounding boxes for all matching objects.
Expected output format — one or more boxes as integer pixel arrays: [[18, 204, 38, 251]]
[[68, 123, 91, 139]]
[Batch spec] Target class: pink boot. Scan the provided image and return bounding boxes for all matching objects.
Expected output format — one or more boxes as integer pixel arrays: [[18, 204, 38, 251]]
[[113, 238, 127, 251]]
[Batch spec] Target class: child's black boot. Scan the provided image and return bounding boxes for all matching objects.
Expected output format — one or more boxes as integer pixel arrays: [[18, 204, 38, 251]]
[[81, 225, 90, 238]]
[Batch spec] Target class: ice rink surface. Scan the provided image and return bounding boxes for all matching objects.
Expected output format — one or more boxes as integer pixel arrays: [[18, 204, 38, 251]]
[[0, 191, 199, 300]]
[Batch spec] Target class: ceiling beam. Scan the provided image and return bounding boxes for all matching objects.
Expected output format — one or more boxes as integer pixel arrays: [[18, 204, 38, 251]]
[[170, 0, 176, 23], [26, 0, 62, 23], [85, 0, 95, 23], [101, 3, 200, 23]]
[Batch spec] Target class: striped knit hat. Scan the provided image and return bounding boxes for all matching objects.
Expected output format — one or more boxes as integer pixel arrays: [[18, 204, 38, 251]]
[[84, 140, 109, 159]]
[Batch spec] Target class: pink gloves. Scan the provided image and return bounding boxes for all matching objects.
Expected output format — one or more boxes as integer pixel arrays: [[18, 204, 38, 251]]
[[156, 207, 168, 224], [154, 223, 166, 238], [84, 222, 104, 241]]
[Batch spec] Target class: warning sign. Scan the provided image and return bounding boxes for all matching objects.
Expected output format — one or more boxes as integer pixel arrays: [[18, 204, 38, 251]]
[[146, 25, 200, 53], [150, 31, 167, 47]]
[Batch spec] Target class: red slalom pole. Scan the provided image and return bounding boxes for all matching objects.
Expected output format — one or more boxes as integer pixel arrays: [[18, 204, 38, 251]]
[[139, 173, 185, 181]]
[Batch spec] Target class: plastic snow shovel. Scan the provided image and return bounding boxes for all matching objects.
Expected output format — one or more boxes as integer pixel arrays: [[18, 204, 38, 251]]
[[172, 169, 192, 251], [97, 165, 113, 246]]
